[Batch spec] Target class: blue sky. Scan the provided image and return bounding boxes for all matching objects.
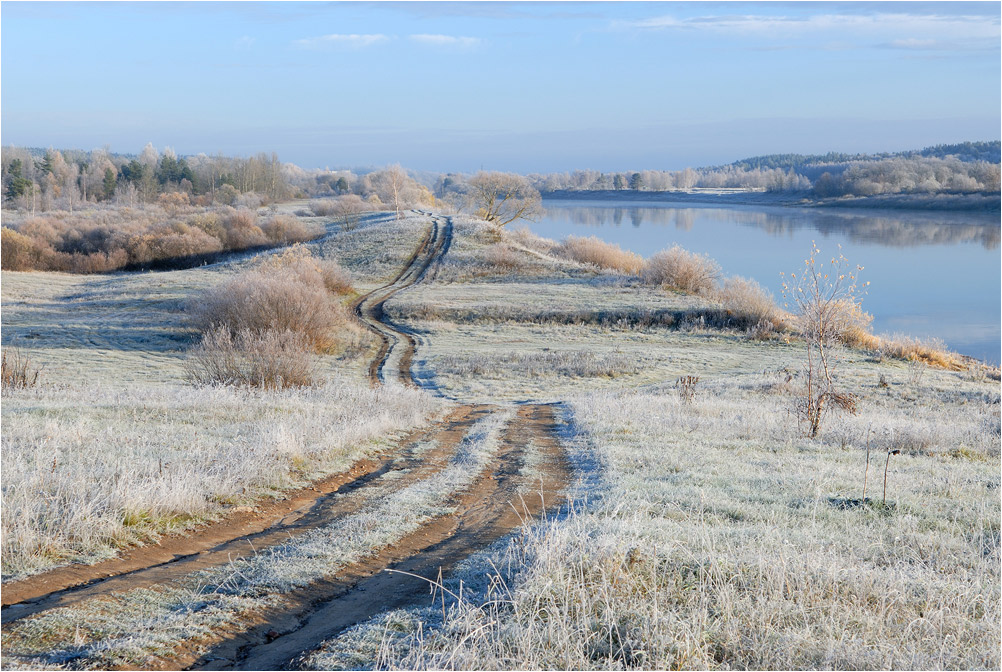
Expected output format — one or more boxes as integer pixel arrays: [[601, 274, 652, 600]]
[[2, 1, 999, 172]]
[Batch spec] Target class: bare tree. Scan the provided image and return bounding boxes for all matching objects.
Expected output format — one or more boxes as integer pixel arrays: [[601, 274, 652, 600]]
[[331, 194, 369, 231], [782, 243, 867, 438], [366, 165, 425, 219], [467, 171, 543, 227]]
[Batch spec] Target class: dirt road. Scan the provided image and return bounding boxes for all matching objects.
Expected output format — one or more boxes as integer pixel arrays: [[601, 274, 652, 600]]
[[1, 212, 572, 671]]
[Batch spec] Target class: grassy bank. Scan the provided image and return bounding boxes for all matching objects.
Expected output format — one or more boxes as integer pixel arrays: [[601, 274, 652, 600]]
[[307, 215, 1000, 670]]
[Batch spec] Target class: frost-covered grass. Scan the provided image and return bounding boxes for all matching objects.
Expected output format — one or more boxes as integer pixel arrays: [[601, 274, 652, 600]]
[[0, 211, 446, 578], [1, 409, 514, 669], [1, 379, 439, 578], [317, 366, 999, 670], [317, 211, 432, 290]]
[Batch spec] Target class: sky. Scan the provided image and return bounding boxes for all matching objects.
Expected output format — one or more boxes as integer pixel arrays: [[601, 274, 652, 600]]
[[2, 1, 1000, 173]]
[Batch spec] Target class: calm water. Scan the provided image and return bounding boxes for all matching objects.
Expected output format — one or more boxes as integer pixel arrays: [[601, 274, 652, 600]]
[[529, 199, 1001, 364]]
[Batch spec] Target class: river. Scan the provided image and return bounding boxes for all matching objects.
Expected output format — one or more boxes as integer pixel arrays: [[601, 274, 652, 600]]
[[527, 198, 1000, 364]]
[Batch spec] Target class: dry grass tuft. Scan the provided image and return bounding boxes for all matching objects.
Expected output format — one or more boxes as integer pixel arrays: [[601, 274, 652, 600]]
[[553, 235, 643, 274], [184, 327, 318, 389], [643, 245, 721, 295], [876, 334, 967, 371], [1, 347, 41, 393]]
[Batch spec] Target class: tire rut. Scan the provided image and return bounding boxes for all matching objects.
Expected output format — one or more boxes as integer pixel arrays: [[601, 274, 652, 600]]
[[176, 404, 571, 672], [2, 213, 453, 622], [2, 213, 575, 672], [0, 405, 491, 624]]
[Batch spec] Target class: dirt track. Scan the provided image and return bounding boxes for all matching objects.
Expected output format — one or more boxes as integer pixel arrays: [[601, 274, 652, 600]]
[[1, 212, 572, 670]]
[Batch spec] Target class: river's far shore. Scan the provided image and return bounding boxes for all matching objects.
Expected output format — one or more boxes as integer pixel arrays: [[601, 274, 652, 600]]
[[542, 188, 1002, 213]]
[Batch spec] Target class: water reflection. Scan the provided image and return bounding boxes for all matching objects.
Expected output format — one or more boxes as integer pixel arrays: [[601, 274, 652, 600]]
[[545, 202, 1000, 250], [532, 199, 1001, 363]]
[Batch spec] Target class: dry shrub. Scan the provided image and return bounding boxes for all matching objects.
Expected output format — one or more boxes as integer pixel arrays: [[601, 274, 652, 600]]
[[821, 299, 877, 349], [194, 271, 348, 353], [185, 327, 317, 389], [1, 348, 40, 392], [192, 247, 355, 354], [257, 245, 354, 296], [1, 227, 40, 271], [260, 215, 317, 243], [3, 206, 325, 273], [308, 199, 339, 216], [643, 245, 721, 295], [224, 208, 268, 249], [331, 194, 371, 231], [188, 212, 226, 242], [127, 225, 225, 265], [716, 276, 788, 335], [554, 235, 643, 274], [506, 225, 556, 254]]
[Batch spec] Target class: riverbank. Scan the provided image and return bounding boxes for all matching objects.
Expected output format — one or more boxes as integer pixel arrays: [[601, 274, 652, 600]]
[[543, 189, 1001, 213], [2, 210, 998, 670]]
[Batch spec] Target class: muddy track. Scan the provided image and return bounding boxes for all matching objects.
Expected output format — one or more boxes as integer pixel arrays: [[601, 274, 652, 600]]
[[352, 211, 452, 387], [0, 405, 492, 624], [1, 213, 455, 621], [180, 404, 570, 671], [2, 212, 574, 672]]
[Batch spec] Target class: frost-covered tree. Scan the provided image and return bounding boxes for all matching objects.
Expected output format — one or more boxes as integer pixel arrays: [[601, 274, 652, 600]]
[[467, 171, 543, 227]]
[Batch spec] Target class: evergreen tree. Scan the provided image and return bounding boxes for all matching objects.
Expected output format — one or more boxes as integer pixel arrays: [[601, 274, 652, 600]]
[[5, 159, 33, 201], [103, 168, 117, 200]]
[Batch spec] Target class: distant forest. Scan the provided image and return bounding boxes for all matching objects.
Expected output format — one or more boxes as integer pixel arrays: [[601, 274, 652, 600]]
[[526, 141, 1001, 197], [1, 140, 999, 215]]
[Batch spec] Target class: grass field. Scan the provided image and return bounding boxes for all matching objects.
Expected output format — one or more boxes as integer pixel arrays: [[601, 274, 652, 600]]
[[2, 205, 998, 670], [1, 208, 440, 579]]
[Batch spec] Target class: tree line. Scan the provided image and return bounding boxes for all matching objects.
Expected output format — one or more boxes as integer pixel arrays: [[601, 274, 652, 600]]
[[4, 140, 999, 218], [522, 141, 1000, 197], [1, 144, 295, 213]]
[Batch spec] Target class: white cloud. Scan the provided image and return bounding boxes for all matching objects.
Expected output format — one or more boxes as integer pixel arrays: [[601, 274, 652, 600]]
[[234, 35, 255, 51], [409, 34, 481, 48], [294, 33, 390, 50], [621, 12, 1000, 43]]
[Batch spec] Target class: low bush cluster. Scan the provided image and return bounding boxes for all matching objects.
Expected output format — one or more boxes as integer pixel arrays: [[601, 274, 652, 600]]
[[0, 204, 323, 273], [187, 246, 361, 388], [714, 276, 789, 335], [642, 245, 721, 295], [185, 327, 318, 389]]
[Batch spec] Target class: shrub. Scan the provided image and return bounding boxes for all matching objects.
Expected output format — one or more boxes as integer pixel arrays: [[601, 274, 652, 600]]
[[716, 276, 788, 334], [643, 245, 721, 295], [260, 215, 317, 243], [185, 327, 317, 389], [783, 244, 864, 438], [223, 208, 268, 249], [1, 227, 40, 271], [506, 226, 556, 255], [257, 245, 354, 296], [330, 194, 370, 231], [827, 299, 877, 349], [554, 235, 643, 274], [191, 247, 355, 354], [2, 206, 325, 273], [308, 199, 339, 217], [877, 335, 965, 370], [481, 243, 525, 273]]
